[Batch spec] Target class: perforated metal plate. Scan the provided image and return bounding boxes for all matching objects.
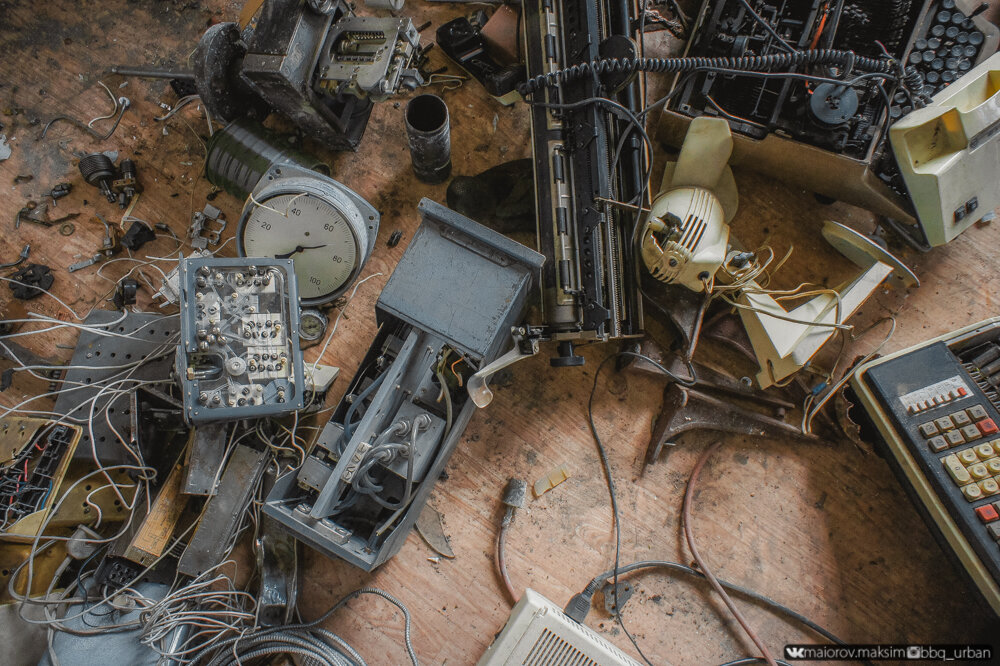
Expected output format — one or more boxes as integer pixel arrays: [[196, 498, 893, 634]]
[[53, 311, 180, 465]]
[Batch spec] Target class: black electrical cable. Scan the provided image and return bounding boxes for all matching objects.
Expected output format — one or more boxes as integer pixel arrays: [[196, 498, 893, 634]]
[[583, 350, 877, 666], [587, 350, 698, 665], [734, 0, 797, 52], [518, 49, 893, 96], [570, 558, 868, 658]]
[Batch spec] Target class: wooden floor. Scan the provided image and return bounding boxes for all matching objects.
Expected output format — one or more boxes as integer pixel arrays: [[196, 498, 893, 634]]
[[1, 1, 998, 664]]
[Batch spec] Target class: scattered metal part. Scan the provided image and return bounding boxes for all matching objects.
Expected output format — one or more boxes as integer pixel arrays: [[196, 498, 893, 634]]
[[13, 174, 33, 184], [415, 504, 455, 559], [182, 423, 230, 496], [642, 280, 706, 352], [256, 512, 299, 626], [193, 22, 270, 123], [626, 339, 794, 409], [171, 3, 424, 149], [602, 580, 634, 617], [0, 134, 10, 161], [188, 204, 226, 250], [127, 387, 188, 479], [387, 229, 403, 247], [256, 468, 300, 627], [47, 182, 72, 201], [112, 158, 140, 208], [112, 278, 139, 310], [306, 0, 339, 14], [0, 244, 30, 270], [67, 254, 103, 272], [177, 445, 270, 577], [14, 201, 51, 228], [644, 385, 817, 468], [152, 250, 208, 307], [50, 212, 80, 225], [405, 94, 451, 184], [78, 153, 118, 203], [7, 264, 53, 300], [365, 0, 404, 10], [109, 65, 196, 82], [69, 214, 121, 272], [121, 219, 155, 251], [702, 312, 758, 364]]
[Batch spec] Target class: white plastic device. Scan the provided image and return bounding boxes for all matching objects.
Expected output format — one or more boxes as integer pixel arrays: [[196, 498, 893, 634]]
[[641, 117, 738, 291], [737, 221, 918, 389], [890, 51, 1000, 247], [477, 588, 643, 666]]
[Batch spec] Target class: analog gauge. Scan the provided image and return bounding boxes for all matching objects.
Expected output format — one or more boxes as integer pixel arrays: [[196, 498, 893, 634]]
[[299, 309, 329, 348], [237, 184, 372, 305]]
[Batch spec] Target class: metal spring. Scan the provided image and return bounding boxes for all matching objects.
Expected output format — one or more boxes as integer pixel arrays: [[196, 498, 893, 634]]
[[517, 49, 894, 96], [341, 30, 386, 42]]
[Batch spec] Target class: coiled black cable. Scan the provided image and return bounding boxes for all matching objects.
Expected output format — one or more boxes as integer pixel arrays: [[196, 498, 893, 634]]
[[517, 49, 894, 96]]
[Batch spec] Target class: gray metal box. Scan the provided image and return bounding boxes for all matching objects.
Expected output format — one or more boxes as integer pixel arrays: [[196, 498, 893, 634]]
[[264, 199, 543, 570]]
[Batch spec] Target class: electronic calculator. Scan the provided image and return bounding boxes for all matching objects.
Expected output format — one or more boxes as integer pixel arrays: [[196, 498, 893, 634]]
[[851, 318, 1000, 616]]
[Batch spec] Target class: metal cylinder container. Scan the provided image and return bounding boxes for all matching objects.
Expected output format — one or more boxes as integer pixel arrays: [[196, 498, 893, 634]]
[[405, 94, 451, 184], [204, 119, 329, 200]]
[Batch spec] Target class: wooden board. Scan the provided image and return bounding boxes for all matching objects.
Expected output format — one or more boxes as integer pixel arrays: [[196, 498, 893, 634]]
[[1, 1, 998, 664]]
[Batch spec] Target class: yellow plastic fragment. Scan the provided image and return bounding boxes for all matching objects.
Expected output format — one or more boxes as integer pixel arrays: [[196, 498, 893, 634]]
[[533, 464, 570, 497]]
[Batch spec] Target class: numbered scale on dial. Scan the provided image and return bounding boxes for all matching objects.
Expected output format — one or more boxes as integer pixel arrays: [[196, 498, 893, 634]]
[[236, 164, 379, 306]]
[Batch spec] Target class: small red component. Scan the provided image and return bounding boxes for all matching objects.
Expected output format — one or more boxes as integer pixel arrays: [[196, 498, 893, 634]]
[[975, 505, 999, 523], [977, 419, 999, 436]]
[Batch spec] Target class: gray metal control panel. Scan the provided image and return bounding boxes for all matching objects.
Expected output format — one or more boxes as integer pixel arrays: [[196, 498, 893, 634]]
[[177, 256, 305, 424]]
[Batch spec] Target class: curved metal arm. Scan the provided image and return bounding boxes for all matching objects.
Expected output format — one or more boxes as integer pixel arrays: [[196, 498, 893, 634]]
[[467, 333, 539, 408]]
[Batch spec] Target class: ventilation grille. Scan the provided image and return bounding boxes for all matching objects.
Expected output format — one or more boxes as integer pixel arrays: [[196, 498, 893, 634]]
[[679, 214, 707, 251], [523, 628, 599, 666], [678, 187, 715, 251]]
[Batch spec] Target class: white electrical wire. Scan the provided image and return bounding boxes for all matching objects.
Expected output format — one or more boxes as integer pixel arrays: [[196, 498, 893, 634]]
[[309, 272, 383, 374]]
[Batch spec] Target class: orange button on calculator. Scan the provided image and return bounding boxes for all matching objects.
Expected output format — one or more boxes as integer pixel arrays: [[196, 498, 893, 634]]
[[978, 418, 999, 436], [975, 504, 1000, 523]]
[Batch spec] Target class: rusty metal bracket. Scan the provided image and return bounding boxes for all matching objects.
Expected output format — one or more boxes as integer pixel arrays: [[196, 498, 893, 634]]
[[644, 384, 817, 468], [626, 339, 794, 410]]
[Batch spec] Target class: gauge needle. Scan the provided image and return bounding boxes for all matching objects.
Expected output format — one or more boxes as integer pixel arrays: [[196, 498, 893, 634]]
[[275, 244, 327, 259]]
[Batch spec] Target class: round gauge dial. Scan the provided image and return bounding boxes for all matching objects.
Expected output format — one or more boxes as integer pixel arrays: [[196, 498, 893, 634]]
[[299, 309, 328, 343], [239, 191, 365, 305]]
